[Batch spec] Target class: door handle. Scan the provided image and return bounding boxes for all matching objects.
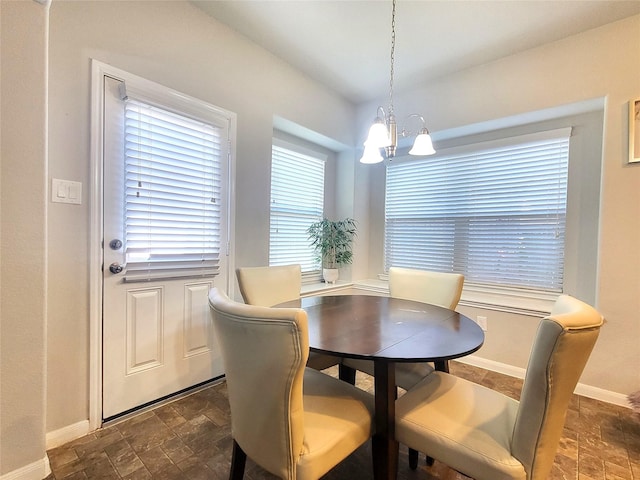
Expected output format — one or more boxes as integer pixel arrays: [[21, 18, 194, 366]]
[[109, 263, 124, 274]]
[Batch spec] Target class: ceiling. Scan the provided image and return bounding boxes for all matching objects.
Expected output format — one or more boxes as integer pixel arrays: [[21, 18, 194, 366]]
[[193, 0, 640, 104]]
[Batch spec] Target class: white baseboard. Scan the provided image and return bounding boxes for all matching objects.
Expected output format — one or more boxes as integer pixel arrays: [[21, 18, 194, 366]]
[[459, 354, 527, 379], [0, 456, 50, 480], [458, 355, 632, 409], [572, 383, 631, 407], [46, 420, 90, 450], [0, 421, 91, 480]]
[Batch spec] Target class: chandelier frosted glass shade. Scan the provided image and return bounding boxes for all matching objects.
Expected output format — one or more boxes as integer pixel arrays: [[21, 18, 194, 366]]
[[409, 129, 436, 156], [365, 118, 391, 148], [359, 142, 384, 164]]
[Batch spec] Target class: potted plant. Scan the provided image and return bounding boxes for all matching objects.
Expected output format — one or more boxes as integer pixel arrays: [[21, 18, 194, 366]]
[[307, 217, 357, 284]]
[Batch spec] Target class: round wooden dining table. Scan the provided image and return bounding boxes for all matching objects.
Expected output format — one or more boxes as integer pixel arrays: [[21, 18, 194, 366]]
[[277, 294, 485, 480]]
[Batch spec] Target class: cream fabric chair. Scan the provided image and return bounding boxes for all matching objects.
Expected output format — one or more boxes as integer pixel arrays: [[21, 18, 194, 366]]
[[342, 267, 465, 388], [395, 294, 604, 480], [208, 288, 375, 480], [236, 264, 340, 370]]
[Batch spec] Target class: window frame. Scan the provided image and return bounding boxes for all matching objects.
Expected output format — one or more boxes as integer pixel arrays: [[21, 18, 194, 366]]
[[385, 127, 570, 288], [379, 116, 601, 316], [269, 137, 327, 282]]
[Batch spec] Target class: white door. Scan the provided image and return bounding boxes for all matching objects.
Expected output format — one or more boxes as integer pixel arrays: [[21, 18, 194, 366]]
[[101, 73, 230, 419]]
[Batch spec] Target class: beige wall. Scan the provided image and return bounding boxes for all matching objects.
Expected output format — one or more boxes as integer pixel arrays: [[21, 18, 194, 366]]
[[0, 0, 49, 476], [358, 15, 640, 397]]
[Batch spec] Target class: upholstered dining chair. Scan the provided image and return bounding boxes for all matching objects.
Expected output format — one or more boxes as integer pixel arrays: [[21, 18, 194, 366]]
[[208, 288, 375, 480], [342, 267, 465, 388], [395, 294, 604, 479], [236, 264, 340, 370]]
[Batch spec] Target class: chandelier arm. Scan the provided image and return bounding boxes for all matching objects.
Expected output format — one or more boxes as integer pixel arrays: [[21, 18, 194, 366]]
[[400, 113, 428, 137]]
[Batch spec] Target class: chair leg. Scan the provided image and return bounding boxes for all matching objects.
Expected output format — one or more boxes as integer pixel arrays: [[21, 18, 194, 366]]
[[434, 359, 449, 373], [339, 364, 357, 385], [408, 448, 419, 469], [230, 439, 247, 480]]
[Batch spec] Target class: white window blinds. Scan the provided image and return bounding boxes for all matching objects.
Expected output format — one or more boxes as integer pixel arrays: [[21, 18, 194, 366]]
[[385, 128, 570, 292], [269, 143, 325, 273], [123, 98, 223, 282]]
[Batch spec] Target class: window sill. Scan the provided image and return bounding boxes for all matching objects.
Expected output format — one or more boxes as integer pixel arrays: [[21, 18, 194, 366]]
[[301, 281, 353, 297], [354, 277, 556, 317], [460, 283, 556, 317]]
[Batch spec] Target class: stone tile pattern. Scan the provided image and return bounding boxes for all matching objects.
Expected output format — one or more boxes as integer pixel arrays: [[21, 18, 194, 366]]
[[46, 362, 640, 479]]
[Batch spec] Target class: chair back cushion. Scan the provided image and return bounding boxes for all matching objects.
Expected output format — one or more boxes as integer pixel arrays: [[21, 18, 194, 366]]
[[389, 267, 464, 309], [208, 288, 308, 478], [512, 294, 603, 479], [236, 264, 302, 307]]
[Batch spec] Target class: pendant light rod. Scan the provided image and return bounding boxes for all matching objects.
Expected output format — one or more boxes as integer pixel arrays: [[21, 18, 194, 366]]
[[388, 0, 395, 117]]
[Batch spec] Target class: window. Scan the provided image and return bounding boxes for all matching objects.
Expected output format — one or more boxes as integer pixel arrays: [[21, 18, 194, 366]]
[[385, 128, 570, 294], [269, 140, 325, 274], [120, 88, 230, 282]]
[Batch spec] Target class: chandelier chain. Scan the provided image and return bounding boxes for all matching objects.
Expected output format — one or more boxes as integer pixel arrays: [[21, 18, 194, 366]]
[[389, 0, 396, 115]]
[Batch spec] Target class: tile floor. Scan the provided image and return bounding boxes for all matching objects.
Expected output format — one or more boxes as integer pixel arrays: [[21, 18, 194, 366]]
[[46, 362, 640, 479]]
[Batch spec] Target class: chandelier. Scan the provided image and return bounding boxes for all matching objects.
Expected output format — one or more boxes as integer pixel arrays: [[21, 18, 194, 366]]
[[359, 0, 436, 164]]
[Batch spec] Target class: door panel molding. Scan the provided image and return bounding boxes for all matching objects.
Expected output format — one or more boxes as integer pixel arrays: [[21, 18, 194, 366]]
[[184, 282, 214, 358], [126, 287, 164, 374]]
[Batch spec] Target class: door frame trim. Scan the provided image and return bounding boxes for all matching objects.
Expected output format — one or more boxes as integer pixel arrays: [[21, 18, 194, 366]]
[[88, 59, 236, 430], [88, 59, 107, 431]]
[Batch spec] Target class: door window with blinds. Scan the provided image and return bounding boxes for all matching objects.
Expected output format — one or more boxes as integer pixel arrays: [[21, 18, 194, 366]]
[[269, 140, 325, 274], [385, 128, 571, 293], [120, 85, 230, 282]]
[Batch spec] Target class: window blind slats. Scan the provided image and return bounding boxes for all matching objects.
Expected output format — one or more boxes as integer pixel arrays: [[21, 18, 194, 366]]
[[385, 132, 569, 292], [123, 98, 222, 282], [269, 144, 325, 272]]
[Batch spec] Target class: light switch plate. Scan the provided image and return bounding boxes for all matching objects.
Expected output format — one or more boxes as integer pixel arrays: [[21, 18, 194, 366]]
[[51, 178, 82, 205]]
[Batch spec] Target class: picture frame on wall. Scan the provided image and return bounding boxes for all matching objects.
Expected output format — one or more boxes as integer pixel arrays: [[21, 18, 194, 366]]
[[630, 98, 640, 164]]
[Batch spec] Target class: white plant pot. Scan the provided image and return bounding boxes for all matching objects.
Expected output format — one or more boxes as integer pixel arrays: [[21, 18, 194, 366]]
[[323, 268, 339, 284]]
